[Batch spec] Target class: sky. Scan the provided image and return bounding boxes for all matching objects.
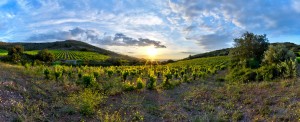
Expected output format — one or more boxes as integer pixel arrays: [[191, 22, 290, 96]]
[[0, 0, 300, 59]]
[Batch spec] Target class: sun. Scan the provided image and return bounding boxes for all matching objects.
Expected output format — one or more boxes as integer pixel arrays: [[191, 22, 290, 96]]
[[147, 47, 158, 58]]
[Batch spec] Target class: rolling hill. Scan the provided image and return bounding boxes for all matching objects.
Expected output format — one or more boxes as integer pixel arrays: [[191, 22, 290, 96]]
[[184, 42, 300, 60], [0, 40, 138, 61]]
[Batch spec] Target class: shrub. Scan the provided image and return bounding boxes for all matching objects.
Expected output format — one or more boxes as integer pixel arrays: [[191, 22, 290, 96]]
[[44, 68, 50, 79], [122, 71, 129, 81], [162, 72, 174, 89], [256, 65, 277, 81], [107, 70, 113, 77], [263, 45, 296, 65], [68, 89, 106, 116], [54, 66, 62, 80], [147, 75, 157, 90], [226, 68, 257, 83], [36, 49, 55, 63], [123, 82, 135, 91], [8, 45, 24, 63], [183, 74, 188, 83], [262, 45, 298, 79], [277, 59, 297, 78], [82, 75, 97, 88], [136, 78, 145, 89]]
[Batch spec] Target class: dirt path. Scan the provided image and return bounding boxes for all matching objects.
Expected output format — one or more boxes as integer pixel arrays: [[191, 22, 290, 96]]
[[0, 63, 25, 121]]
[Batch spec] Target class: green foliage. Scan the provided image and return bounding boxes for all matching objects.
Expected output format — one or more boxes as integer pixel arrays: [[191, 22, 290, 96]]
[[263, 45, 296, 65], [68, 89, 106, 116], [82, 75, 97, 88], [26, 50, 109, 61], [226, 68, 257, 83], [8, 45, 24, 55], [5, 45, 26, 63], [162, 71, 174, 89], [261, 45, 297, 79], [36, 49, 55, 62], [136, 77, 145, 89], [227, 33, 298, 82], [147, 75, 157, 90], [123, 82, 135, 91], [122, 71, 129, 81], [256, 65, 277, 81], [0, 49, 8, 56], [230, 32, 269, 68], [44, 68, 50, 79], [277, 59, 297, 78]]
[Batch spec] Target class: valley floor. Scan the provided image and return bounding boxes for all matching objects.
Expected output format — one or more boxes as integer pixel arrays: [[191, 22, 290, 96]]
[[0, 63, 299, 121]]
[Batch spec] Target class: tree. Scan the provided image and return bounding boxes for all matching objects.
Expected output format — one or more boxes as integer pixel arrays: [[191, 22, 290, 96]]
[[8, 45, 24, 63], [8, 45, 24, 55], [230, 32, 269, 68], [36, 49, 55, 62]]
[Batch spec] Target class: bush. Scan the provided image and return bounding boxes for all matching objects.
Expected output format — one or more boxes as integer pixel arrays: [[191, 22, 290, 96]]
[[8, 45, 24, 63], [226, 68, 257, 83], [261, 45, 298, 79], [44, 68, 50, 79], [36, 49, 55, 63], [54, 67, 62, 80], [82, 75, 97, 88], [68, 89, 106, 116], [256, 65, 277, 81], [263, 45, 296, 65], [277, 59, 297, 78], [123, 82, 135, 91], [136, 78, 145, 89], [147, 75, 157, 90]]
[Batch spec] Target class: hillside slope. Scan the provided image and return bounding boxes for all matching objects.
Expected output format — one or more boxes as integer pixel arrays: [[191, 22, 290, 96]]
[[0, 40, 138, 61], [184, 42, 300, 60]]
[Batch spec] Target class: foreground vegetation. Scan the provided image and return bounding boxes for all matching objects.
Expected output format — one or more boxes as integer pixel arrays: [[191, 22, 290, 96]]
[[0, 61, 299, 121]]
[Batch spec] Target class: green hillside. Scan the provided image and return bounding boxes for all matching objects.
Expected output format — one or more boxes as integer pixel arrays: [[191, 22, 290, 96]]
[[25, 50, 109, 61], [185, 42, 300, 60], [0, 40, 138, 61], [169, 56, 229, 67]]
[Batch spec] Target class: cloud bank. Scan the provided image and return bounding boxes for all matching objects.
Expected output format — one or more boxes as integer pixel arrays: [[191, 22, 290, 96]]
[[27, 27, 166, 48], [1, 0, 300, 58]]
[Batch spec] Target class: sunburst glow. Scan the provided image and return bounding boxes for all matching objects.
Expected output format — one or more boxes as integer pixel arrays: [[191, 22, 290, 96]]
[[147, 47, 158, 58]]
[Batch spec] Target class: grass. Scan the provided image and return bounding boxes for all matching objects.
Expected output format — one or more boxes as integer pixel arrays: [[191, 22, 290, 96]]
[[0, 49, 8, 56], [0, 58, 299, 121]]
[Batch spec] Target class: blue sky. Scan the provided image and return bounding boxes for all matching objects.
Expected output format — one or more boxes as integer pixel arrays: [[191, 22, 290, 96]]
[[0, 0, 300, 59]]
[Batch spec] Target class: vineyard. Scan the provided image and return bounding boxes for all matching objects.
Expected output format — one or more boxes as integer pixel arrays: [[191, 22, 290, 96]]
[[1, 55, 300, 121], [25, 50, 109, 61], [39, 56, 229, 94]]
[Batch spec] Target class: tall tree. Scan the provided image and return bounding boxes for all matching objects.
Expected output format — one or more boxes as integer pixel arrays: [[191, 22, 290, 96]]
[[230, 32, 269, 68]]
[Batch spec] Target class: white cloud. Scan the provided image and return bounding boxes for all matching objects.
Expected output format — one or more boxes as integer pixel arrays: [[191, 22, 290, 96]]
[[0, 0, 8, 6], [292, 0, 300, 13]]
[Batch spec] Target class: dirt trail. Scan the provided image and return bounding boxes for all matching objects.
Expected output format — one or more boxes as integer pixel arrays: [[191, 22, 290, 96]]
[[0, 64, 26, 121]]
